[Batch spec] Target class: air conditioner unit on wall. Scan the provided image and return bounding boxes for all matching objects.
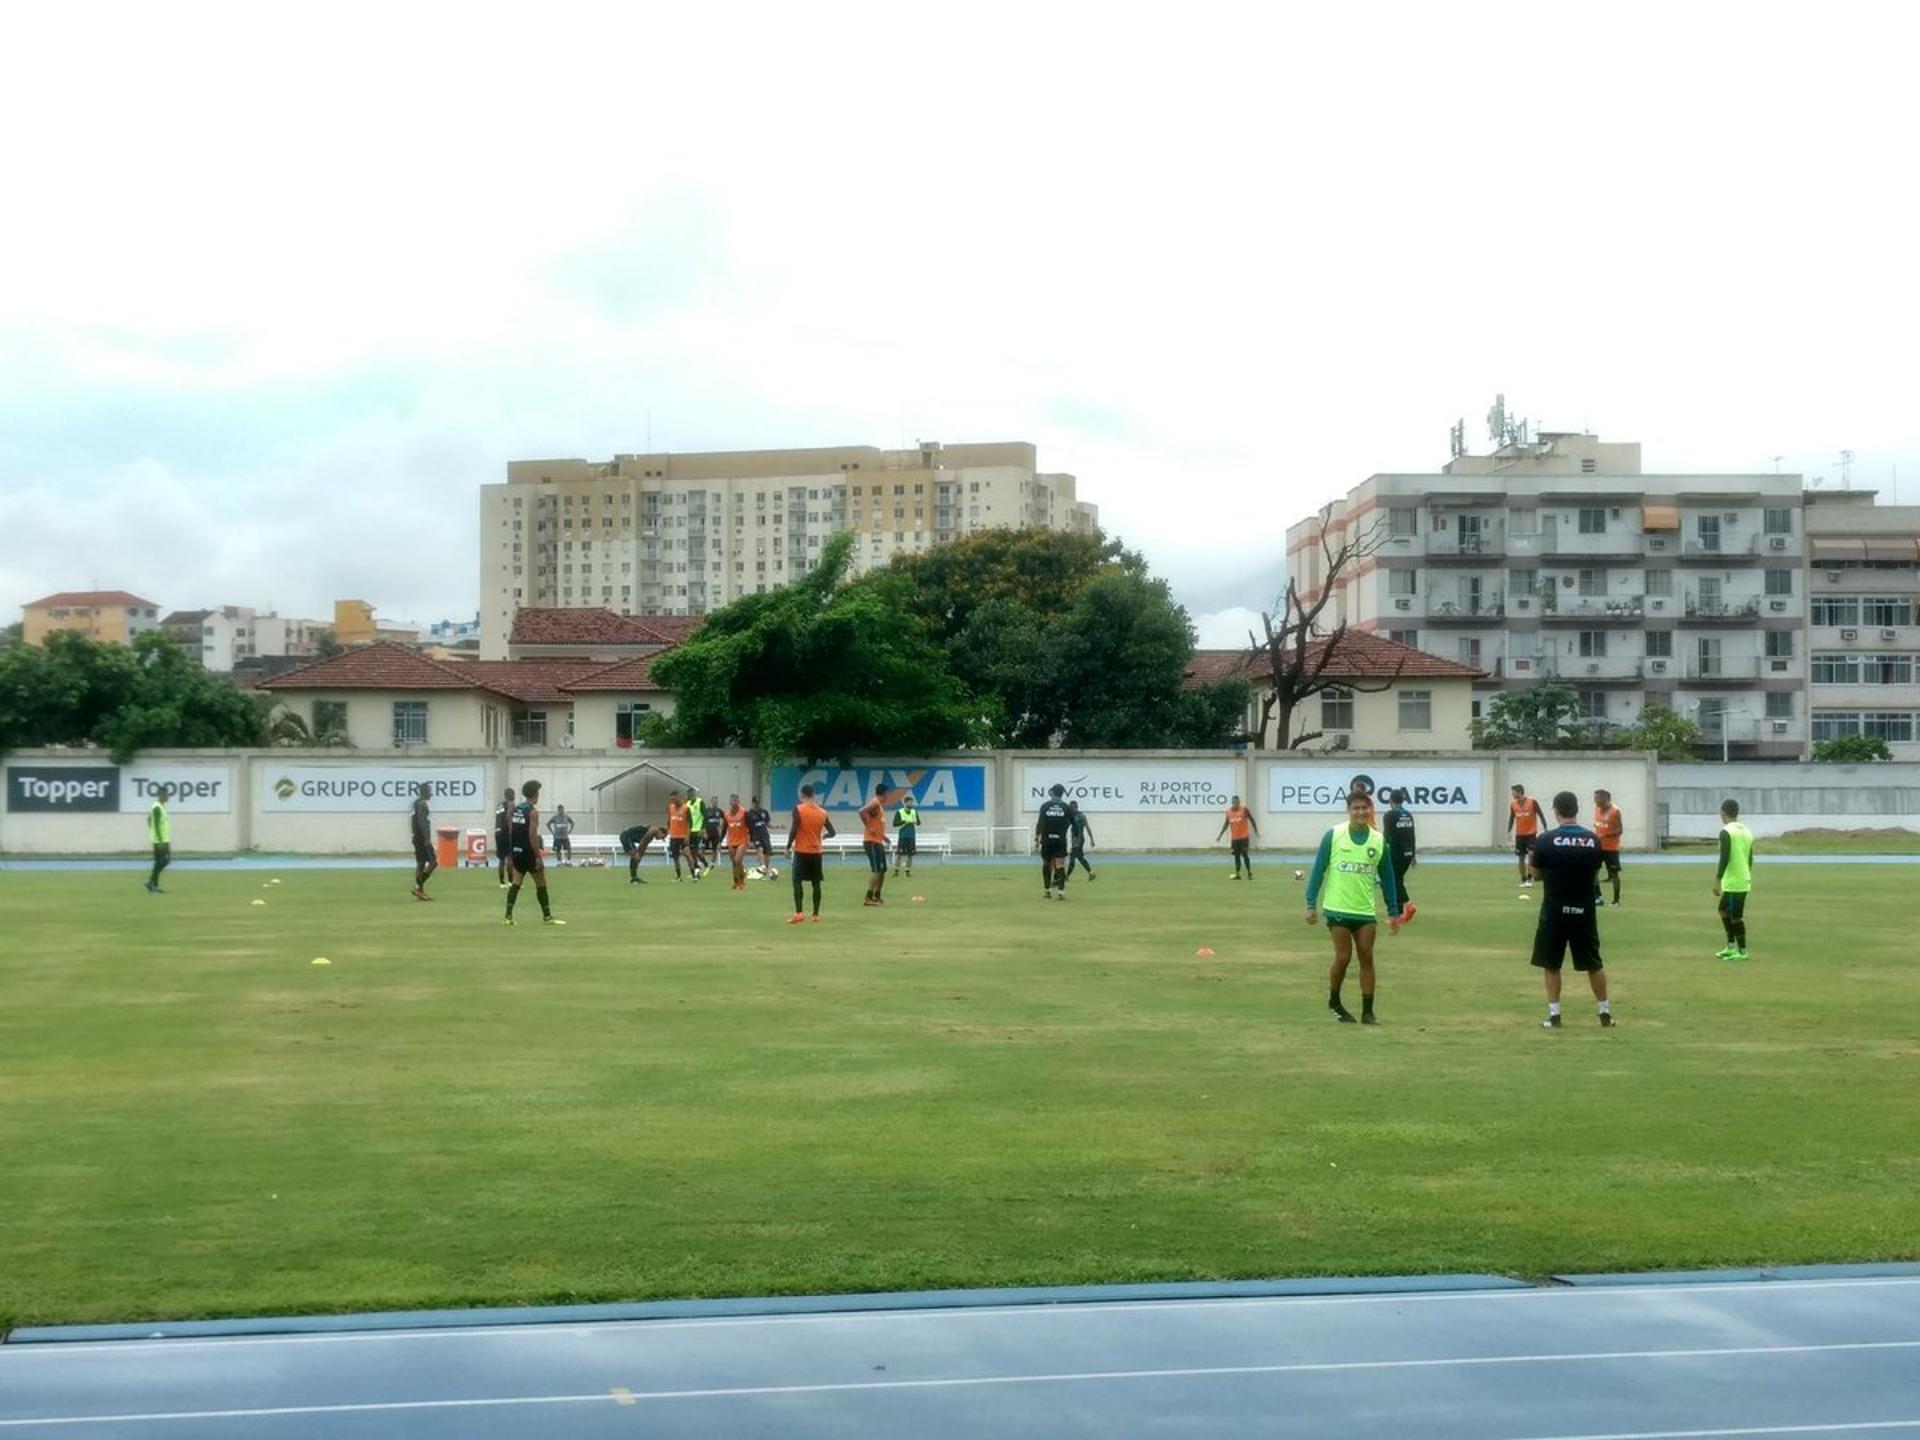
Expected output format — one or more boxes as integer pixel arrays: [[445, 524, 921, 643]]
[[1883, 629, 1899, 641], [1585, 663, 1600, 674], [1649, 659, 1668, 674], [1841, 628, 1858, 640], [1394, 597, 1411, 611], [1825, 571, 1841, 583], [1723, 512, 1739, 523], [1769, 600, 1787, 612], [1772, 720, 1789, 734], [1770, 660, 1790, 673], [1769, 537, 1788, 550]]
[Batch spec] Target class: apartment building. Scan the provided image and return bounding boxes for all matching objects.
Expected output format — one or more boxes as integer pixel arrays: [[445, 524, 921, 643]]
[[160, 607, 323, 671], [1804, 492, 1920, 759], [21, 591, 162, 646], [477, 440, 1097, 658], [1285, 433, 1808, 758]]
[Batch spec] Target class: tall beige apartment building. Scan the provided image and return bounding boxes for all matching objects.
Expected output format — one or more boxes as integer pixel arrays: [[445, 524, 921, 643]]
[[478, 440, 1095, 658]]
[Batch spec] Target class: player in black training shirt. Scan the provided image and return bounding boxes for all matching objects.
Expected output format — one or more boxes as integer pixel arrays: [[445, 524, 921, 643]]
[[410, 783, 436, 901], [504, 779, 565, 926], [1383, 789, 1417, 921], [493, 787, 515, 889], [620, 823, 662, 883], [1035, 783, 1073, 899], [1526, 790, 1613, 1029], [746, 796, 774, 876]]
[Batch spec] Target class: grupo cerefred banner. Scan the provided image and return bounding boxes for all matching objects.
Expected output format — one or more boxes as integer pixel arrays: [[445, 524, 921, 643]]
[[258, 764, 488, 813], [1266, 765, 1484, 813], [1021, 763, 1237, 813], [770, 763, 987, 812]]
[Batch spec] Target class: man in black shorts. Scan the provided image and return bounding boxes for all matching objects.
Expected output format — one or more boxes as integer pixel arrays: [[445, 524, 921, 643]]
[[493, 787, 515, 888], [746, 795, 774, 875], [410, 782, 437, 901], [620, 823, 662, 883], [504, 779, 565, 926], [1035, 783, 1072, 899], [1527, 790, 1613, 1029], [1066, 800, 1095, 883]]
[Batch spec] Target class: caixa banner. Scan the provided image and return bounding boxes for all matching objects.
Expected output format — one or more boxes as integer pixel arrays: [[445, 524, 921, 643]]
[[1266, 765, 1483, 813], [770, 764, 987, 812]]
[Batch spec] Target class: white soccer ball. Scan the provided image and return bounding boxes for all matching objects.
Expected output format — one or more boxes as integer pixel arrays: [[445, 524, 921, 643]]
[[767, 867, 780, 880], [1293, 869, 1304, 881]]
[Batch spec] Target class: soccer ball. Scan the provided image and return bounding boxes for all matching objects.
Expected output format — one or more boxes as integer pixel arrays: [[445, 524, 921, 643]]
[[1293, 869, 1304, 881], [765, 866, 780, 880]]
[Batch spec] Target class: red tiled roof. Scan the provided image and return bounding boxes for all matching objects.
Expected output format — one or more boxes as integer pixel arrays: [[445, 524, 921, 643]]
[[459, 659, 606, 704], [25, 590, 159, 609], [509, 607, 700, 648], [1185, 633, 1481, 688], [261, 642, 673, 700], [560, 654, 667, 692]]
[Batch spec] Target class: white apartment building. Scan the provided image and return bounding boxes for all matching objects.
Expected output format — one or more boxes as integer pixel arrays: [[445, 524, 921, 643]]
[[1804, 491, 1920, 760], [478, 440, 1096, 659], [160, 607, 322, 672], [1286, 433, 1808, 759]]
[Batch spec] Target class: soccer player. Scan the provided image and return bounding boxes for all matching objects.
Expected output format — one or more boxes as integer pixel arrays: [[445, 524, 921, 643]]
[[144, 785, 172, 894], [1527, 790, 1612, 1029], [504, 780, 564, 926], [1067, 801, 1096, 882], [1713, 798, 1755, 960], [1507, 783, 1546, 886], [410, 782, 436, 901], [725, 793, 751, 890], [1217, 794, 1259, 879], [1384, 787, 1417, 921], [859, 782, 890, 906], [547, 804, 575, 865], [619, 823, 661, 883], [892, 795, 919, 877], [1304, 790, 1403, 1024], [1035, 783, 1072, 899], [665, 790, 692, 880], [685, 791, 707, 877], [1592, 788, 1624, 906], [705, 802, 725, 865], [494, 787, 516, 888], [746, 795, 775, 876], [786, 783, 835, 922]]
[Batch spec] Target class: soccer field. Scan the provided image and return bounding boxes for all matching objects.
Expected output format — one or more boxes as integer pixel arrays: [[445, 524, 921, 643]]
[[2, 856, 1917, 1328]]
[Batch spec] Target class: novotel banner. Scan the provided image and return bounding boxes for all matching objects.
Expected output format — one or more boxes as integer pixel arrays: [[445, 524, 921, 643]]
[[1267, 765, 1484, 813], [258, 764, 488, 813], [1022, 762, 1237, 812], [770, 764, 987, 812]]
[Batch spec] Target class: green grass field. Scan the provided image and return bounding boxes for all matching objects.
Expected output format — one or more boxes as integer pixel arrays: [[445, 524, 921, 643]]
[[3, 855, 1917, 1329]]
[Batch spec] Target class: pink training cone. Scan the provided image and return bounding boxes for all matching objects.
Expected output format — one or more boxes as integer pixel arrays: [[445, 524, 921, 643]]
[[1195, 946, 1216, 957], [911, 896, 926, 903]]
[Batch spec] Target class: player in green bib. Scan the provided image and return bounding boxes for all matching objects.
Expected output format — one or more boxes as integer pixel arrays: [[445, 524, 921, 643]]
[[1304, 790, 1404, 1023], [144, 785, 172, 894], [1713, 798, 1755, 960], [892, 800, 919, 877]]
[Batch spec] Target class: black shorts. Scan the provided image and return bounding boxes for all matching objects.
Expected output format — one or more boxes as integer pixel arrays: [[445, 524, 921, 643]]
[[1231, 837, 1250, 857], [897, 835, 917, 855], [1602, 852, 1621, 877], [793, 853, 824, 883], [1532, 911, 1603, 971], [864, 840, 888, 873], [510, 849, 542, 879], [1041, 838, 1068, 861], [495, 835, 509, 861], [1514, 835, 1534, 857], [1325, 911, 1375, 935], [1719, 891, 1748, 919], [413, 841, 433, 865], [750, 829, 771, 852], [668, 836, 687, 858]]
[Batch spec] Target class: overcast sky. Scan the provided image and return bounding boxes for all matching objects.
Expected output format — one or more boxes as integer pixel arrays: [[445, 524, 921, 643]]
[[4, 2, 1916, 648]]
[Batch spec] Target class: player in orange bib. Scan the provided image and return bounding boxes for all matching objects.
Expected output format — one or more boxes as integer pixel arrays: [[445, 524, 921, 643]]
[[725, 793, 751, 890], [1507, 784, 1546, 887], [858, 782, 890, 907], [785, 784, 836, 922], [665, 791, 692, 880], [1216, 795, 1260, 880], [1592, 788, 1624, 906]]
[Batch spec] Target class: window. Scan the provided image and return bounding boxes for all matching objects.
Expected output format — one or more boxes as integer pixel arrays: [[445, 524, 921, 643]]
[[313, 700, 348, 740], [1388, 569, 1418, 597], [1510, 567, 1537, 595], [1811, 710, 1860, 741], [1645, 568, 1672, 596], [1764, 507, 1793, 535], [1577, 507, 1606, 534], [1868, 655, 1914, 685], [392, 701, 427, 746], [1397, 689, 1432, 731], [1320, 687, 1354, 731], [1765, 691, 1794, 720], [1388, 629, 1418, 648], [1388, 507, 1417, 537], [615, 701, 651, 745], [1765, 568, 1793, 596], [1696, 514, 1721, 551], [1863, 712, 1917, 742], [1812, 597, 1860, 627], [511, 710, 547, 746], [1864, 596, 1914, 627], [1580, 690, 1607, 719], [1697, 576, 1722, 610], [1577, 569, 1604, 596], [1645, 630, 1673, 658], [1578, 630, 1608, 657], [1812, 653, 1860, 684], [1765, 632, 1794, 659]]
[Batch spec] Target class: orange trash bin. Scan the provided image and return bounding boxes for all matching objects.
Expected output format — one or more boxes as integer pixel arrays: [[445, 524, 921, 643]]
[[435, 826, 461, 869]]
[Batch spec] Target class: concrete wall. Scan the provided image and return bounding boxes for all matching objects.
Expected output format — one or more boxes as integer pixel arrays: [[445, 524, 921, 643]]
[[1656, 761, 1920, 839]]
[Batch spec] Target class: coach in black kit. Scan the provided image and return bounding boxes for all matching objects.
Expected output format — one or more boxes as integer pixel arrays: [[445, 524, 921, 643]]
[[1526, 790, 1615, 1030], [1035, 784, 1072, 900]]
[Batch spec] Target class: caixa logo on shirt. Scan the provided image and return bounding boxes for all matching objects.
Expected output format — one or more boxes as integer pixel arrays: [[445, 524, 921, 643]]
[[6, 766, 120, 812]]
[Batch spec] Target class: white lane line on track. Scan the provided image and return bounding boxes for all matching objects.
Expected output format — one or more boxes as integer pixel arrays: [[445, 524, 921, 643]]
[[4, 1338, 1918, 1428], [9, 1277, 1920, 1355], [1506, 1420, 1920, 1439]]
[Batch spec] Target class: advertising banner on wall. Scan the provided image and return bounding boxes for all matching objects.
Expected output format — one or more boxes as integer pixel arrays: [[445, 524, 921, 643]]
[[258, 764, 488, 813], [6, 765, 121, 812], [1266, 765, 1483, 813], [121, 765, 232, 813], [1021, 762, 1237, 812], [770, 764, 988, 812]]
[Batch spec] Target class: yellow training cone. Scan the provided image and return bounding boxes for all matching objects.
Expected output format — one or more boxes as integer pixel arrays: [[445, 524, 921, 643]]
[[311, 957, 331, 966]]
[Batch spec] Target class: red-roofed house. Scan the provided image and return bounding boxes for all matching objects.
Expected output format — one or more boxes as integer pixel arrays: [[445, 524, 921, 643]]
[[1185, 633, 1481, 750], [260, 642, 677, 750], [22, 591, 162, 646], [505, 608, 701, 660]]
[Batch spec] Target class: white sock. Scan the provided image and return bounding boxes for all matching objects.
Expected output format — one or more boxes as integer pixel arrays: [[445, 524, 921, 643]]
[[1548, 1002, 1561, 1017], [1597, 1000, 1611, 1015]]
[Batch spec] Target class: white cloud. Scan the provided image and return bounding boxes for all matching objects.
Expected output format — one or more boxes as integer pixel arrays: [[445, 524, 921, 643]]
[[1192, 608, 1267, 651]]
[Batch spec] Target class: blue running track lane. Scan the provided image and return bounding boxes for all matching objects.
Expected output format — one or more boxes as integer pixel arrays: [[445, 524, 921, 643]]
[[6, 1266, 1920, 1437]]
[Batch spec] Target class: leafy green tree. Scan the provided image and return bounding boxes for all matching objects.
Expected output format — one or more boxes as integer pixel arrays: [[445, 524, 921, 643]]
[[646, 534, 983, 763], [313, 629, 343, 658], [1623, 702, 1703, 759], [1813, 734, 1894, 762], [1470, 682, 1587, 749], [0, 630, 263, 761], [1, 621, 21, 650], [887, 528, 1143, 648]]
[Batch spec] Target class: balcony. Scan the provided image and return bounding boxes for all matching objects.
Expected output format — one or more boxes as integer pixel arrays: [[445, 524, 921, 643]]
[[1538, 594, 1646, 623], [1533, 655, 1645, 682], [1425, 532, 1503, 560], [1684, 657, 1763, 683], [1425, 595, 1505, 625], [1681, 535, 1766, 562], [1683, 596, 1762, 622], [1540, 532, 1646, 561]]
